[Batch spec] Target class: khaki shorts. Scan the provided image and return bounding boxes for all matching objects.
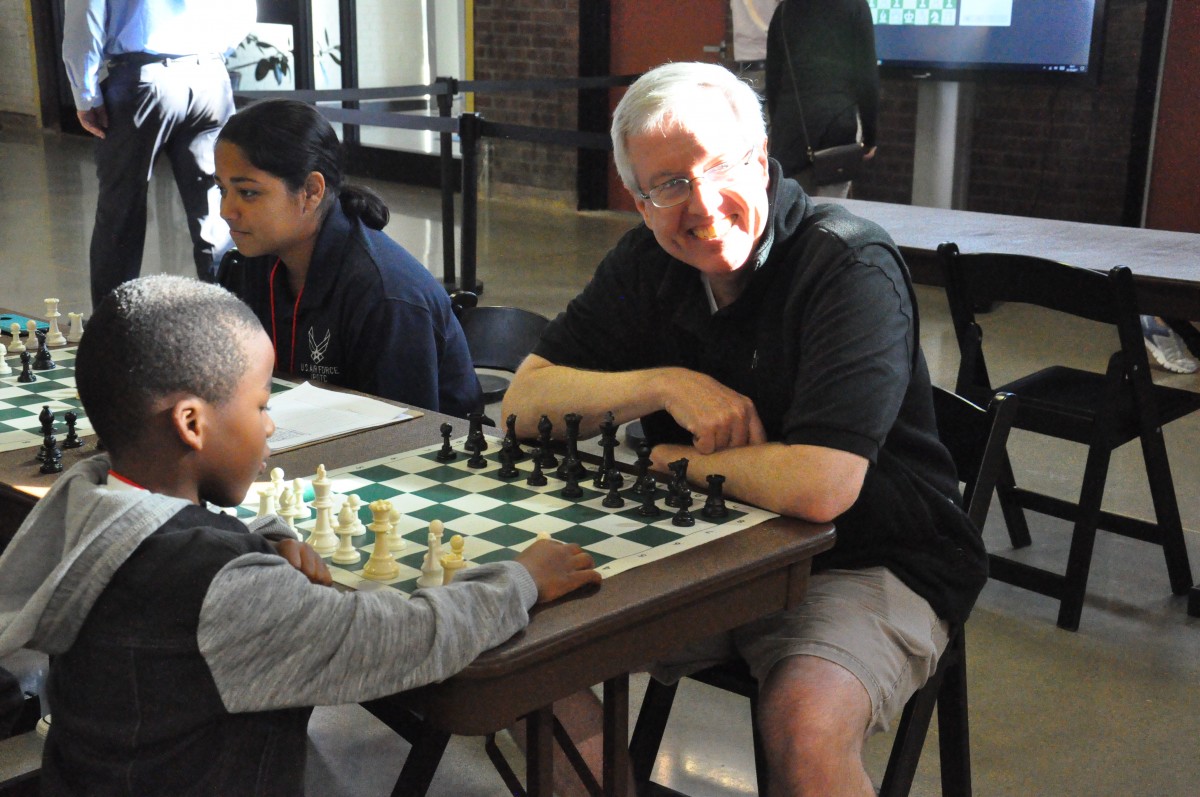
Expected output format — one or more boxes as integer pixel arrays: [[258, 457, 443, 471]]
[[649, 567, 949, 735]]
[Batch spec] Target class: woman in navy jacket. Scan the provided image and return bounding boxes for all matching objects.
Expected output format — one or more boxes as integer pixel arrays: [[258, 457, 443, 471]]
[[216, 99, 482, 418]]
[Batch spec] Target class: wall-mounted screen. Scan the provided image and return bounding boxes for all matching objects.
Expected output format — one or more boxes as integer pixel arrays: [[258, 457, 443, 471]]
[[870, 0, 1107, 84]]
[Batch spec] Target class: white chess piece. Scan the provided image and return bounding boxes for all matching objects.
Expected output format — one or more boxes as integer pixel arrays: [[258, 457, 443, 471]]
[[25, 321, 37, 350], [361, 499, 399, 580], [44, 299, 66, 346], [291, 478, 310, 521], [345, 494, 365, 535], [67, 312, 84, 344], [416, 519, 445, 589], [0, 343, 10, 376], [256, 484, 277, 518], [440, 534, 468, 585], [305, 464, 338, 556], [270, 467, 286, 502], [386, 503, 405, 552], [8, 323, 24, 354], [331, 496, 361, 565], [277, 486, 301, 531]]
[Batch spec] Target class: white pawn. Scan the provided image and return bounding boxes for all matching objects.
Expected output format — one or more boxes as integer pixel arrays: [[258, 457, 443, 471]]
[[440, 534, 468, 585], [361, 499, 399, 580], [331, 497, 361, 565], [386, 503, 406, 552], [0, 343, 10, 376], [67, 313, 84, 344], [44, 299, 66, 346], [25, 321, 37, 349], [270, 467, 286, 501], [8, 323, 24, 354], [336, 497, 357, 535], [416, 519, 445, 589]]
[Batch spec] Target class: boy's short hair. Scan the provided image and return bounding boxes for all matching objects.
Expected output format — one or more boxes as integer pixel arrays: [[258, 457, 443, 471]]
[[76, 276, 265, 454]]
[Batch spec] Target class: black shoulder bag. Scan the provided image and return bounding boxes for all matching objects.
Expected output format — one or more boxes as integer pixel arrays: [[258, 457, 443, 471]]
[[779, 1, 865, 185]]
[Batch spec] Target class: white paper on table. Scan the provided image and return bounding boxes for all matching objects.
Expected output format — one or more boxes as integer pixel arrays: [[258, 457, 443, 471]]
[[266, 381, 416, 452]]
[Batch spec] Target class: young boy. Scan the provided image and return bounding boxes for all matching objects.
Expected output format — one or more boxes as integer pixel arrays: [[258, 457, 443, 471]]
[[0, 275, 600, 796]]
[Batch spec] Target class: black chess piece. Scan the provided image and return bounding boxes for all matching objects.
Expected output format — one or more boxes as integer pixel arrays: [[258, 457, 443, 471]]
[[31, 330, 54, 371], [594, 411, 619, 489], [561, 469, 583, 499], [504, 414, 527, 461], [497, 439, 520, 479], [63, 411, 84, 449], [466, 432, 487, 469], [702, 473, 729, 519], [16, 352, 35, 383], [39, 434, 62, 474], [671, 489, 695, 527], [637, 486, 661, 517], [665, 457, 689, 507], [526, 447, 548, 486], [536, 415, 558, 468], [39, 405, 54, 436], [601, 469, 625, 508], [557, 413, 588, 480], [463, 412, 488, 454], [435, 422, 457, 461], [632, 443, 655, 495]]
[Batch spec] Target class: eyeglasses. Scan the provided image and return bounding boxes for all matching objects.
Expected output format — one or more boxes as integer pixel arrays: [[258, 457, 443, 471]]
[[637, 149, 756, 209]]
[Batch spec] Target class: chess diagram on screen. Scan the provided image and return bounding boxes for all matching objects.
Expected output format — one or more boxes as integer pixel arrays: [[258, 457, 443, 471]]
[[869, 0, 958, 26], [234, 428, 779, 596]]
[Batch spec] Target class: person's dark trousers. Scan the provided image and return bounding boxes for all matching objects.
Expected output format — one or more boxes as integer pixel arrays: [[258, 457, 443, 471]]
[[89, 54, 236, 309]]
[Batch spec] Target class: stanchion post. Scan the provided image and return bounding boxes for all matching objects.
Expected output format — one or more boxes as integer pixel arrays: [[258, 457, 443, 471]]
[[459, 111, 483, 295], [436, 76, 458, 290]]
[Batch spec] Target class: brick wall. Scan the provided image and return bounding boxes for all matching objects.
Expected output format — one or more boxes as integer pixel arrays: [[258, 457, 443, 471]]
[[472, 0, 579, 206], [854, 0, 1146, 224]]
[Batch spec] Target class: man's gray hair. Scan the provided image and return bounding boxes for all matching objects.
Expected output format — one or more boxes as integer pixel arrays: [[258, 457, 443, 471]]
[[611, 62, 767, 194], [76, 275, 264, 453]]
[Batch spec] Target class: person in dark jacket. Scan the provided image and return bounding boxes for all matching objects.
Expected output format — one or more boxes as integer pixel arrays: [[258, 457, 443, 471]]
[[764, 0, 880, 197], [504, 62, 984, 797], [216, 99, 482, 418]]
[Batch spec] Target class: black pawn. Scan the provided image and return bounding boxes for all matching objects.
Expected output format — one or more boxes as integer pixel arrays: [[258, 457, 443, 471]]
[[497, 439, 520, 479], [601, 469, 625, 508], [526, 447, 548, 486], [702, 474, 729, 519], [39, 434, 62, 474], [32, 330, 54, 371], [536, 415, 558, 468], [17, 352, 34, 383], [504, 414, 527, 461], [63, 411, 84, 449], [632, 443, 655, 495], [561, 469, 583, 499], [436, 422, 457, 461], [637, 487, 661, 517], [671, 489, 695, 527]]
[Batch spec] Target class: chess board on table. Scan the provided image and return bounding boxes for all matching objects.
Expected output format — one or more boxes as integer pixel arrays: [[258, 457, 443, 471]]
[[0, 346, 90, 453], [0, 345, 295, 454], [233, 435, 779, 595]]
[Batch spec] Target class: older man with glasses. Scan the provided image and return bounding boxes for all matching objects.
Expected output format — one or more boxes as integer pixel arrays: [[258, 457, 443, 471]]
[[504, 62, 985, 796]]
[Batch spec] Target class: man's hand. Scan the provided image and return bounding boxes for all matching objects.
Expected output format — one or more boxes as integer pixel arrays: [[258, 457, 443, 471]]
[[658, 369, 768, 454], [273, 539, 333, 586], [515, 539, 602, 603], [77, 106, 108, 139]]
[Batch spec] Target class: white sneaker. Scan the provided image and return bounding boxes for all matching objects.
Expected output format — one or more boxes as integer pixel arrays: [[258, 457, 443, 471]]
[[1141, 316, 1199, 374], [36, 714, 50, 738]]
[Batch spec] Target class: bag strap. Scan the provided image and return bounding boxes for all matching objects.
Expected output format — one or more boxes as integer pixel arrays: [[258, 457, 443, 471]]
[[778, 0, 815, 163]]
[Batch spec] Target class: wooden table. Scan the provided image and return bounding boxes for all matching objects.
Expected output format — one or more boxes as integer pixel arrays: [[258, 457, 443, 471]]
[[0, 407, 835, 797], [825, 197, 1200, 321]]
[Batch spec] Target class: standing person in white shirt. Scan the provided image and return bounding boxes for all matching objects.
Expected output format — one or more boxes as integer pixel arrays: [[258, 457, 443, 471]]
[[62, 0, 257, 308]]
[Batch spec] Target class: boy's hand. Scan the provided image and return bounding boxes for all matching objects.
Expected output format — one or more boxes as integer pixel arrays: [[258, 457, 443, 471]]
[[515, 539, 601, 603], [273, 539, 333, 586]]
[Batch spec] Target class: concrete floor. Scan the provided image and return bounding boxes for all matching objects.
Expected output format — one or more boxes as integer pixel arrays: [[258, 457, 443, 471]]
[[4, 115, 1200, 796]]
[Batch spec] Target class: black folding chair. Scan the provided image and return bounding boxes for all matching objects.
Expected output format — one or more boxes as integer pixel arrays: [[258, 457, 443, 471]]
[[456, 305, 550, 405], [939, 241, 1199, 630], [629, 386, 1018, 797]]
